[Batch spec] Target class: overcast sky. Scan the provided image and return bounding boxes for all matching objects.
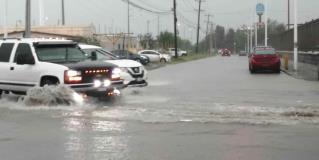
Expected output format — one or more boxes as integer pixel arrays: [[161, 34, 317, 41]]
[[1, 0, 318, 42]]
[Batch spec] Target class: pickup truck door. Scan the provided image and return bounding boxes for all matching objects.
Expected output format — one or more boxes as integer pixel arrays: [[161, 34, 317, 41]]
[[9, 43, 41, 91], [0, 42, 16, 90]]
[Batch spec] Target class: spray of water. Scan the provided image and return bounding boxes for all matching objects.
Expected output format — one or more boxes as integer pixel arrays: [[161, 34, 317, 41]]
[[21, 85, 84, 106]]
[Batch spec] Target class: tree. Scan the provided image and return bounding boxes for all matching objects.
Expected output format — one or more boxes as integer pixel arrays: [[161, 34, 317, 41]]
[[234, 29, 247, 52], [215, 25, 225, 49], [225, 28, 235, 51], [138, 33, 155, 49], [257, 19, 287, 45], [78, 36, 100, 46], [157, 31, 175, 49], [157, 31, 194, 51]]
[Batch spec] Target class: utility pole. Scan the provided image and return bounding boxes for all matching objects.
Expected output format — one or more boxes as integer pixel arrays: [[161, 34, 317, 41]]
[[25, 0, 31, 38], [127, 0, 130, 35], [293, 0, 298, 71], [61, 0, 65, 25], [127, 0, 130, 50], [209, 23, 213, 54], [3, 0, 8, 38], [147, 20, 150, 49], [195, 0, 203, 53], [250, 25, 253, 52], [247, 27, 250, 53], [288, 0, 290, 29], [147, 20, 150, 34], [157, 15, 160, 36], [173, 0, 178, 58], [205, 14, 212, 53], [205, 14, 211, 38]]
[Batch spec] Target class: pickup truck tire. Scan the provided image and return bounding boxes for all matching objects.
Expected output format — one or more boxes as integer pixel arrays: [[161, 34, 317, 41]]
[[40, 77, 60, 87], [0, 90, 2, 99]]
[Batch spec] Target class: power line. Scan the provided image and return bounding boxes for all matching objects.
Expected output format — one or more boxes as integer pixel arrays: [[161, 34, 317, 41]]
[[121, 0, 171, 15]]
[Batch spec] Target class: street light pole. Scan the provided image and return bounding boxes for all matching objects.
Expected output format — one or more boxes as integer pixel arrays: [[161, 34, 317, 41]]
[[293, 0, 298, 71], [288, 0, 290, 29], [61, 0, 65, 25], [3, 0, 8, 38], [25, 0, 31, 38], [265, 0, 268, 46]]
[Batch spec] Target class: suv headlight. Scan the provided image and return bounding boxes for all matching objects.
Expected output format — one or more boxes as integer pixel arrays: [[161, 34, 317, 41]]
[[120, 67, 128, 73]]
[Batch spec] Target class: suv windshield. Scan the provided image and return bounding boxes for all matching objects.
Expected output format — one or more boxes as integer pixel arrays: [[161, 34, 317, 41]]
[[35, 46, 86, 63]]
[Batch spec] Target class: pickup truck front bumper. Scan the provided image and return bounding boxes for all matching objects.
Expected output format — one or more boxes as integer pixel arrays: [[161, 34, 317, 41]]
[[67, 80, 125, 97]]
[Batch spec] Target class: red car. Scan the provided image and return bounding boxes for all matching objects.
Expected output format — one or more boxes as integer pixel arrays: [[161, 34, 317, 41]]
[[221, 49, 231, 56], [249, 47, 281, 73]]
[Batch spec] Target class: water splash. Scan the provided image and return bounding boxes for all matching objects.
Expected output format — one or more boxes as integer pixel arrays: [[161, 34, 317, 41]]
[[21, 85, 84, 106]]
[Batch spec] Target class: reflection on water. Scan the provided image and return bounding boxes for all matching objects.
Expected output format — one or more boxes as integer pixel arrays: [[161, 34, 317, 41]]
[[63, 110, 129, 160]]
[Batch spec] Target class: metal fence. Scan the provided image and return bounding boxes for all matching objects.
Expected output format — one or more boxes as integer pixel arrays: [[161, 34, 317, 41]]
[[270, 19, 319, 51]]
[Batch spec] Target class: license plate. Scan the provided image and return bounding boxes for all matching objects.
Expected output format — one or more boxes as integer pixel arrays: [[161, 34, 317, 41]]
[[97, 87, 107, 91]]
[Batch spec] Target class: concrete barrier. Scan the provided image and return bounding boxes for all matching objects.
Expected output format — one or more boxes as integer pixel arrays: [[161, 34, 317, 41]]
[[278, 51, 319, 81]]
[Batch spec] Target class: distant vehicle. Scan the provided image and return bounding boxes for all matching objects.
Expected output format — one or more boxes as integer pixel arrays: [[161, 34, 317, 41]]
[[239, 51, 247, 56], [168, 48, 188, 57], [80, 45, 148, 87], [249, 47, 281, 73], [111, 50, 150, 65], [138, 50, 171, 63], [221, 49, 231, 56]]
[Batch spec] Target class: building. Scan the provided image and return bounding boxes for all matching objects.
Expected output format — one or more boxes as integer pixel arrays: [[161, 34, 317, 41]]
[[0, 25, 142, 52], [94, 33, 141, 52]]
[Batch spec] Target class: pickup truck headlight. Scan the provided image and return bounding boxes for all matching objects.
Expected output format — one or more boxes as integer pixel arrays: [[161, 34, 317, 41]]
[[111, 68, 122, 80], [64, 70, 82, 84]]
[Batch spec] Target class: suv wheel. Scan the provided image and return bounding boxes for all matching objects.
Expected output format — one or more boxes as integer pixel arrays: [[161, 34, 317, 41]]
[[160, 58, 167, 63]]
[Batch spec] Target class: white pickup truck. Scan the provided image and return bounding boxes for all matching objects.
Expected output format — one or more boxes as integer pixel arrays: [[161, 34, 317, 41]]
[[168, 48, 188, 57], [0, 38, 124, 98]]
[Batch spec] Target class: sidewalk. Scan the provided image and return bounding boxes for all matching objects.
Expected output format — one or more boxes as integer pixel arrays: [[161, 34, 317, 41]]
[[281, 59, 319, 81]]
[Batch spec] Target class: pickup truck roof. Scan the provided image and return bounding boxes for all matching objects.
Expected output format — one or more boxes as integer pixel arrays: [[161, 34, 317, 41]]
[[0, 38, 74, 44]]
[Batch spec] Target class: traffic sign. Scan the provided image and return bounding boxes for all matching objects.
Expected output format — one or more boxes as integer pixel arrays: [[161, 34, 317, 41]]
[[256, 3, 265, 15]]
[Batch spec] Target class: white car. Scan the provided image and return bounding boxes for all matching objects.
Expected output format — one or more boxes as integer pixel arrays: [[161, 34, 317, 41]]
[[79, 44, 148, 87], [138, 50, 171, 63]]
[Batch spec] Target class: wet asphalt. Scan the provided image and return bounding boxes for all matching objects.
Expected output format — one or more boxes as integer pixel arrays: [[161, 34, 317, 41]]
[[0, 56, 319, 160]]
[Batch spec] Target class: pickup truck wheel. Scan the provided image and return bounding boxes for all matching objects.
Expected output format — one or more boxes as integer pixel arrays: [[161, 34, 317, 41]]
[[0, 90, 2, 98], [40, 77, 59, 87]]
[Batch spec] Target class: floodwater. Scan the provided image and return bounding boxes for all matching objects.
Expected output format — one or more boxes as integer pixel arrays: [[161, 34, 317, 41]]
[[1, 56, 319, 160]]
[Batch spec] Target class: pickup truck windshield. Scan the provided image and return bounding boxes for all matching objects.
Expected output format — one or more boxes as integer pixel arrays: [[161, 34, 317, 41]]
[[35, 46, 86, 63]]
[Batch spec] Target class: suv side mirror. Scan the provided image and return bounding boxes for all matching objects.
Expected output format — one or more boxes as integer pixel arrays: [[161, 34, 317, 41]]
[[17, 53, 35, 65], [90, 51, 97, 61]]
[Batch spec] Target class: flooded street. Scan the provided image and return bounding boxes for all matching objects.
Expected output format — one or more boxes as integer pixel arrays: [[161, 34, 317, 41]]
[[1, 56, 319, 160]]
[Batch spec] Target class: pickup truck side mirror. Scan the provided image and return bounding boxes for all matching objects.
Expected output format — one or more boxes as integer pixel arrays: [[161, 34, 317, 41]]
[[17, 53, 35, 65], [90, 51, 97, 61]]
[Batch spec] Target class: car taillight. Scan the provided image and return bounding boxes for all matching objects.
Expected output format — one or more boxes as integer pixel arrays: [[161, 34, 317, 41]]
[[64, 70, 82, 84]]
